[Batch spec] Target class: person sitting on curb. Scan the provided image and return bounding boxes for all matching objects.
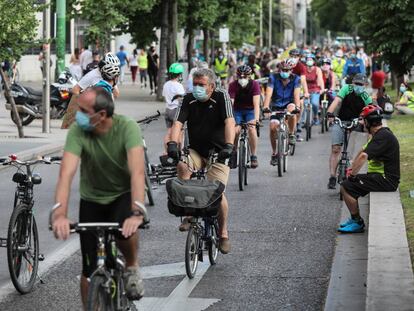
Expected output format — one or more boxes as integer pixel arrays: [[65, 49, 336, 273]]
[[395, 82, 414, 115], [338, 105, 400, 233]]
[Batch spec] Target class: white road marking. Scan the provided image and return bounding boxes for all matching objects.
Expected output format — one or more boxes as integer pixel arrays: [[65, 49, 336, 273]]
[[0, 237, 79, 302], [136, 257, 220, 311]]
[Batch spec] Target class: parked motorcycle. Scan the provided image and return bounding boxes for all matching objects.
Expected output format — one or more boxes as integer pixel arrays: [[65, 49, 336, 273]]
[[5, 69, 77, 126]]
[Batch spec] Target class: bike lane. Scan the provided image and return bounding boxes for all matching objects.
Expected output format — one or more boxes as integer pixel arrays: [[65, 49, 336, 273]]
[[0, 118, 342, 310]]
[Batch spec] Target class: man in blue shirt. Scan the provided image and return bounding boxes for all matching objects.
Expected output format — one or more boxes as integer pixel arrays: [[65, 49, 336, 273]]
[[263, 59, 301, 165], [342, 48, 365, 83], [116, 45, 129, 84]]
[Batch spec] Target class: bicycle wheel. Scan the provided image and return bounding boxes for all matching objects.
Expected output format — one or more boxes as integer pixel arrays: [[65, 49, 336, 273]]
[[185, 226, 199, 279], [87, 274, 113, 311], [145, 171, 154, 206], [208, 220, 219, 265], [244, 140, 250, 186], [277, 131, 284, 177], [321, 106, 326, 134], [283, 134, 288, 173], [238, 139, 246, 191], [7, 204, 39, 294]]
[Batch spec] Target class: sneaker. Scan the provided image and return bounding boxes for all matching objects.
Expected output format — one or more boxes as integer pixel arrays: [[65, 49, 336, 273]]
[[296, 127, 302, 133], [289, 134, 296, 145], [178, 217, 192, 232], [124, 267, 144, 300], [327, 176, 336, 189], [338, 219, 365, 233], [296, 134, 304, 142], [218, 237, 230, 254], [270, 154, 278, 166], [339, 217, 357, 228], [250, 155, 258, 169], [313, 119, 320, 125]]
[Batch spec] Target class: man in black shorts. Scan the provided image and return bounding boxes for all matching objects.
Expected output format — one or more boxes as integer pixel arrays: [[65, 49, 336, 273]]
[[339, 105, 400, 233], [51, 87, 147, 307], [167, 68, 235, 254]]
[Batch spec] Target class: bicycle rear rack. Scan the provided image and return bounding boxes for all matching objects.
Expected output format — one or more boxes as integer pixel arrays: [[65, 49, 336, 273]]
[[0, 237, 7, 248]]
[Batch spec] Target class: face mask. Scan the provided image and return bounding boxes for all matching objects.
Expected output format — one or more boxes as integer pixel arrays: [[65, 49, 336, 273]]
[[350, 54, 357, 59], [306, 60, 314, 67], [291, 58, 298, 65], [353, 85, 365, 95], [193, 85, 209, 102], [300, 57, 306, 63], [238, 78, 249, 88], [400, 86, 407, 93], [76, 111, 97, 132], [218, 55, 223, 60], [280, 72, 290, 79], [322, 64, 331, 71]]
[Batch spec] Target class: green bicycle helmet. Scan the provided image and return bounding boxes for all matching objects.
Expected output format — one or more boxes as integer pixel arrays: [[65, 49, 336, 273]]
[[169, 63, 184, 74]]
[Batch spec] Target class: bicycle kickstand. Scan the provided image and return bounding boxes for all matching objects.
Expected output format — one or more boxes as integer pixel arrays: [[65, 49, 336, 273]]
[[37, 253, 45, 284]]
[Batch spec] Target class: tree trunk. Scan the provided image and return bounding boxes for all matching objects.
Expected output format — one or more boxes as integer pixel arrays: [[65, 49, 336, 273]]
[[157, 0, 169, 101], [203, 28, 210, 64], [169, 0, 178, 63], [186, 28, 194, 69], [0, 68, 24, 138], [210, 29, 215, 62]]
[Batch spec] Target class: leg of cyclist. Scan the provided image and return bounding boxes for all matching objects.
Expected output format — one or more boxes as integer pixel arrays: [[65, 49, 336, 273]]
[[248, 121, 258, 168], [269, 120, 280, 165], [310, 92, 321, 125], [231, 110, 243, 169], [286, 103, 297, 144], [328, 123, 344, 189]]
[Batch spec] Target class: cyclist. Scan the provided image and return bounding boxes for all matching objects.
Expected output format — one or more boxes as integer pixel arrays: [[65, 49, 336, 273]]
[[339, 105, 400, 233], [304, 53, 324, 125], [94, 62, 121, 96], [186, 61, 209, 93], [321, 57, 337, 104], [342, 49, 365, 83], [212, 51, 230, 88], [263, 59, 301, 166], [246, 54, 261, 79], [51, 87, 147, 307], [228, 65, 260, 168], [167, 68, 235, 254], [162, 63, 186, 150], [326, 73, 373, 189], [332, 49, 346, 83]]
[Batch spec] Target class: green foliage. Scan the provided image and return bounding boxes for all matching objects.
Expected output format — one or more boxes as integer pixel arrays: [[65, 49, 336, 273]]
[[311, 0, 353, 34], [0, 0, 41, 61], [348, 0, 414, 76]]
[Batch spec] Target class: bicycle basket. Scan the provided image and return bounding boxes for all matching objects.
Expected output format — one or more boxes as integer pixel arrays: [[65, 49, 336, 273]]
[[166, 178, 224, 217]]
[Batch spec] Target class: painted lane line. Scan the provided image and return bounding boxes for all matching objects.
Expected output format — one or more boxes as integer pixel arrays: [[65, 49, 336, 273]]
[[0, 237, 79, 302]]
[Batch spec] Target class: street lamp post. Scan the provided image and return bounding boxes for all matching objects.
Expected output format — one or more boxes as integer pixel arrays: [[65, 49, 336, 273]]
[[259, 1, 263, 48], [55, 0, 66, 77], [268, 0, 272, 48]]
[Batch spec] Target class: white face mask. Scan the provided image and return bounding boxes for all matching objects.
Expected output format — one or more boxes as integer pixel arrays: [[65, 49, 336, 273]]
[[238, 78, 249, 88]]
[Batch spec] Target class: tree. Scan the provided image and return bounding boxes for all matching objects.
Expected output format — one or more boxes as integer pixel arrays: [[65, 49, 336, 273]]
[[156, 0, 169, 100], [0, 0, 42, 138], [348, 0, 414, 84], [311, 0, 353, 34]]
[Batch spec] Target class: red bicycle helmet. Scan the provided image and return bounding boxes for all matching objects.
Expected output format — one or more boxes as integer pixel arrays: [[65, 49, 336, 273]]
[[360, 104, 383, 121], [279, 59, 294, 71], [237, 65, 253, 77]]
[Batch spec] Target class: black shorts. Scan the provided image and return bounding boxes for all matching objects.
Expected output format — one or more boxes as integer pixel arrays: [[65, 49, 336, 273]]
[[79, 192, 132, 277], [341, 173, 397, 199]]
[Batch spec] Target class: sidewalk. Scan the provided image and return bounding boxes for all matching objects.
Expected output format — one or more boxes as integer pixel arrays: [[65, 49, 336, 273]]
[[0, 82, 164, 159]]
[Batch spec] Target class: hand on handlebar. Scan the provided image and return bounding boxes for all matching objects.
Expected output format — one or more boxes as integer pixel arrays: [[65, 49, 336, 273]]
[[122, 215, 143, 238], [327, 112, 335, 124], [263, 107, 271, 119], [52, 214, 71, 240], [218, 143, 234, 161]]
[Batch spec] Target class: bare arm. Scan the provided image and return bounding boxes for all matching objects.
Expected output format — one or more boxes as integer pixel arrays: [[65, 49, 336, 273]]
[[327, 96, 342, 114], [263, 86, 273, 109], [330, 72, 336, 91], [351, 151, 368, 175], [293, 87, 301, 107], [317, 68, 325, 91], [170, 120, 184, 142], [301, 75, 309, 97], [113, 85, 120, 98], [224, 117, 236, 144], [72, 84, 81, 95], [253, 94, 260, 121]]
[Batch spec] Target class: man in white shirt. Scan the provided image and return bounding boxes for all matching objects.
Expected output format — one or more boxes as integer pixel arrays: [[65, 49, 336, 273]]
[[79, 48, 93, 76], [162, 63, 185, 151]]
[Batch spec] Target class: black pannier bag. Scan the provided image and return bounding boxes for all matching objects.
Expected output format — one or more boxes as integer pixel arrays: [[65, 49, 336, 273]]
[[166, 178, 225, 217]]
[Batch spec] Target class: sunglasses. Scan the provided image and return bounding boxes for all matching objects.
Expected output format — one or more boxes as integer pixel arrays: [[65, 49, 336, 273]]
[[281, 69, 291, 72]]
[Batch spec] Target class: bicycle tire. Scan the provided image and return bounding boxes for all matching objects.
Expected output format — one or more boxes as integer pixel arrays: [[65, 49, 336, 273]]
[[208, 221, 219, 265], [244, 140, 250, 186], [289, 142, 296, 156], [185, 226, 199, 279], [305, 109, 311, 141], [87, 274, 113, 311], [277, 131, 284, 177], [7, 204, 39, 294], [283, 135, 288, 173], [238, 139, 246, 191], [321, 106, 326, 134], [145, 171, 155, 206]]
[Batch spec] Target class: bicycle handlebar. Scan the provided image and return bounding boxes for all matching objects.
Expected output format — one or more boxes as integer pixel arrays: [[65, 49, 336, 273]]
[[0, 155, 62, 166], [137, 110, 161, 124], [333, 117, 360, 129]]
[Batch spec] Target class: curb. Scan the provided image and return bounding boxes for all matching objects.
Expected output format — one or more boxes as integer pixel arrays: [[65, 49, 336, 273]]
[[0, 143, 64, 171]]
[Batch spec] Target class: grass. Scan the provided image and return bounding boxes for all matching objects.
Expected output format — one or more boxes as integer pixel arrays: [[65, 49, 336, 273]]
[[387, 114, 414, 264]]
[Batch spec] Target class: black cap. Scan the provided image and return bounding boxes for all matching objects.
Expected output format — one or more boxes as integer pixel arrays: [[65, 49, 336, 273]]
[[352, 73, 368, 85]]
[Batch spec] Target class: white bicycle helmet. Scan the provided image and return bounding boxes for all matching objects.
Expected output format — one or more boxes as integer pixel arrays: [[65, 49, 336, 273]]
[[100, 63, 120, 80], [103, 53, 120, 66]]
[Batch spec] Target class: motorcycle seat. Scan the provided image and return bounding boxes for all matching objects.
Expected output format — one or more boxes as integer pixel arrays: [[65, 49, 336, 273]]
[[24, 86, 43, 97]]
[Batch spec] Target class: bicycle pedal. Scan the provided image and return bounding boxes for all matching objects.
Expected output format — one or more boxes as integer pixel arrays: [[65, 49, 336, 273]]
[[38, 254, 45, 261]]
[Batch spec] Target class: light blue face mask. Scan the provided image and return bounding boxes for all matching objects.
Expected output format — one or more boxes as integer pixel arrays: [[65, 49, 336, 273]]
[[400, 86, 407, 94], [193, 85, 209, 102], [353, 85, 365, 95], [280, 72, 290, 79], [75, 111, 96, 132]]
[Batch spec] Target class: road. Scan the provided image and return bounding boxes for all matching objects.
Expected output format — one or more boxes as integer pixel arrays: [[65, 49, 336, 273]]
[[0, 97, 342, 310]]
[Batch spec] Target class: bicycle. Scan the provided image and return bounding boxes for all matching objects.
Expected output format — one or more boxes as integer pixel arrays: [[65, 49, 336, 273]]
[[332, 117, 360, 200], [0, 154, 61, 294], [137, 111, 161, 206], [303, 98, 313, 141], [166, 151, 225, 279], [320, 90, 330, 134], [49, 209, 149, 311], [269, 109, 297, 177], [237, 122, 255, 191]]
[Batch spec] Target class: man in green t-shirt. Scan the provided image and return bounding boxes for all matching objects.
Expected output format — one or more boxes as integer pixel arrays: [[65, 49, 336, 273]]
[[51, 87, 147, 307], [326, 74, 372, 189]]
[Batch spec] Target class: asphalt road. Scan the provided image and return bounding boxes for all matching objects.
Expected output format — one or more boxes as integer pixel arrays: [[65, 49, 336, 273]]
[[0, 111, 342, 310]]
